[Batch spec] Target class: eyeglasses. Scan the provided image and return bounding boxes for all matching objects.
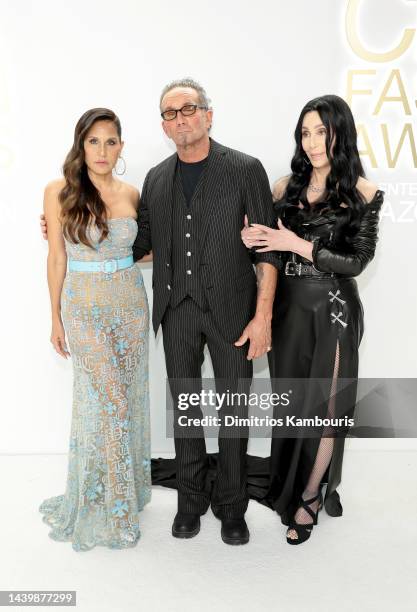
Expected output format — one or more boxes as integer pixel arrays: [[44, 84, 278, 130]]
[[160, 104, 208, 121]]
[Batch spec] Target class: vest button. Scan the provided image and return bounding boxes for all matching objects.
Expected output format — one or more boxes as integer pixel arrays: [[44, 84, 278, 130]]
[[186, 233, 190, 238], [187, 251, 191, 256], [186, 270, 192, 275], [167, 284, 171, 290], [186, 214, 192, 220]]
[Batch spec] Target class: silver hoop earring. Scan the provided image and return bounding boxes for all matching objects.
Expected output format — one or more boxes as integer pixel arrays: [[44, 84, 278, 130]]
[[115, 156, 126, 175]]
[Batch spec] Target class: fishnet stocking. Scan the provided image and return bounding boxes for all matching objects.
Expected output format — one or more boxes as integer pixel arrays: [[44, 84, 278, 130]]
[[287, 340, 340, 540]]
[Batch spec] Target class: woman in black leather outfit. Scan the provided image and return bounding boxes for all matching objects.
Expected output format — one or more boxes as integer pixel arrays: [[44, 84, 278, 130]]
[[242, 94, 383, 544]]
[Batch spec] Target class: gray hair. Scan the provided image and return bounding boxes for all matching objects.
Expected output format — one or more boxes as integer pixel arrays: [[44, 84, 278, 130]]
[[159, 78, 212, 110]]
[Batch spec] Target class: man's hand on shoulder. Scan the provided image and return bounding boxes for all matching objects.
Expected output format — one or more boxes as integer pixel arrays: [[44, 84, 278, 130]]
[[41, 179, 64, 240], [40, 213, 48, 240]]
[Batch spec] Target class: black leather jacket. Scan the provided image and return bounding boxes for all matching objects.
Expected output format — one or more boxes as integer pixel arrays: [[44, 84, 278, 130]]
[[275, 190, 384, 277]]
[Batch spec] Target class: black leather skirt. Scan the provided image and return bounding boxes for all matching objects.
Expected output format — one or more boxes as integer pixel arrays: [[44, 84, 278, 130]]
[[265, 274, 364, 522]]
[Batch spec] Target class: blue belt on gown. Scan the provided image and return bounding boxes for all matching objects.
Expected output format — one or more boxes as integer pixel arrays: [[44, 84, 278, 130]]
[[68, 255, 134, 273]]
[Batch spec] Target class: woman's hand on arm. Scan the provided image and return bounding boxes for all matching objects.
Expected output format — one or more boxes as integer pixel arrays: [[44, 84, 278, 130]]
[[241, 174, 303, 255], [44, 180, 70, 359], [242, 217, 311, 256]]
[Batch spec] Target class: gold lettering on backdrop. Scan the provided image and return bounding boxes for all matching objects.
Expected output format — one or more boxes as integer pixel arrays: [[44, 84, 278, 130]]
[[356, 125, 378, 167], [346, 0, 415, 62], [345, 2, 417, 168], [374, 70, 412, 115], [346, 69, 376, 106], [381, 123, 417, 167]]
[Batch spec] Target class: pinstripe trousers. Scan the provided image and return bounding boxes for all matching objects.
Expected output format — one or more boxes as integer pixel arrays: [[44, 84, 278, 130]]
[[162, 297, 253, 518]]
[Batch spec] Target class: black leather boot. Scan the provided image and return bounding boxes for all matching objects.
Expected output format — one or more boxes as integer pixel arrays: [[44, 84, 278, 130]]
[[172, 513, 201, 538], [220, 518, 249, 545]]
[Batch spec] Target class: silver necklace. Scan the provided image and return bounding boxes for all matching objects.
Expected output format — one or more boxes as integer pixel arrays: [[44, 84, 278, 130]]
[[307, 183, 326, 193]]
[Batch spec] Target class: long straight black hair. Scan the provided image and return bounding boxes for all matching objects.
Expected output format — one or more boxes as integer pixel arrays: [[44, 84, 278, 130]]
[[282, 94, 367, 223]]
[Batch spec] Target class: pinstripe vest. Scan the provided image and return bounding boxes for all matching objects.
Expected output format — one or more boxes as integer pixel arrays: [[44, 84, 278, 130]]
[[169, 165, 209, 310]]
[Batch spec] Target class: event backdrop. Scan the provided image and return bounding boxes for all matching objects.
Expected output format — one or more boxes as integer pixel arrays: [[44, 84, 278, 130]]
[[1, 0, 416, 454]]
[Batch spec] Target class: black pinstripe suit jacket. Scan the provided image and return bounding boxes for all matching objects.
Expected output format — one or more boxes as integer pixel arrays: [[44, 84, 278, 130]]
[[133, 139, 279, 342]]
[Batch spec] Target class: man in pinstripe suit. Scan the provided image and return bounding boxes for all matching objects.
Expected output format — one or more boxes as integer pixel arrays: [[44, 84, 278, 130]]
[[133, 78, 279, 545]]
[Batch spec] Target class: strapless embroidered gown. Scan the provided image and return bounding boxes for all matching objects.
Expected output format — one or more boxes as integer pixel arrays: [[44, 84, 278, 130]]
[[39, 217, 151, 551]]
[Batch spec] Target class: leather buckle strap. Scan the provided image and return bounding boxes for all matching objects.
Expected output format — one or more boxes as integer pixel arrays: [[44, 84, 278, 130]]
[[285, 261, 301, 276], [284, 260, 334, 278]]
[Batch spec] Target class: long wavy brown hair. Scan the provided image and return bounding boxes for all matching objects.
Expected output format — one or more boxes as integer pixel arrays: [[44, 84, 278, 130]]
[[59, 108, 122, 248]]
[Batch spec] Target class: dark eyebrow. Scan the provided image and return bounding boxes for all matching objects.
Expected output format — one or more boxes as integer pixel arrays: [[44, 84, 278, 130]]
[[86, 135, 118, 139], [302, 124, 326, 130], [162, 102, 198, 111]]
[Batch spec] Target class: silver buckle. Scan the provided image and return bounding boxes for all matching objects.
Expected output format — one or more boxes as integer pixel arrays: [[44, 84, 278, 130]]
[[102, 258, 118, 273], [285, 261, 301, 276]]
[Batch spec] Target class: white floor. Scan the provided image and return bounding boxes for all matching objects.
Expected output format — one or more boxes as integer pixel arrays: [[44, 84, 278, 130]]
[[1, 451, 416, 612]]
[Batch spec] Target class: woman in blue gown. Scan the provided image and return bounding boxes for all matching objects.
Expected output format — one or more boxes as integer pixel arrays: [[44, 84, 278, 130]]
[[39, 108, 151, 551]]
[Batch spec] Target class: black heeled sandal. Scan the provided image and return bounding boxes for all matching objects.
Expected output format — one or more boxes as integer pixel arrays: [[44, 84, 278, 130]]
[[286, 492, 323, 545]]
